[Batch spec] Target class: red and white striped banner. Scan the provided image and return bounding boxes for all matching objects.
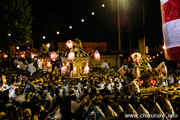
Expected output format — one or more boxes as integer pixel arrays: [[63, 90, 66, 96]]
[[161, 0, 180, 61]]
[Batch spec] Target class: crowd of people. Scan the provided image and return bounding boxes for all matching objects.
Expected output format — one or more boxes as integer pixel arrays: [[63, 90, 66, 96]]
[[0, 59, 180, 120], [0, 44, 180, 120]]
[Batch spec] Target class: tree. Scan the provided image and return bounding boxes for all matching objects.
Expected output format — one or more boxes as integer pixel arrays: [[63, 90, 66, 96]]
[[0, 0, 32, 50]]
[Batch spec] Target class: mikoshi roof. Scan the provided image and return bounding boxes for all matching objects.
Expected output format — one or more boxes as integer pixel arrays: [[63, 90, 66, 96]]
[[61, 47, 90, 60]]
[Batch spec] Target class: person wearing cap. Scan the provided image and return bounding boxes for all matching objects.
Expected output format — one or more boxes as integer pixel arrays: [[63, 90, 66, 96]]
[[24, 80, 35, 94]]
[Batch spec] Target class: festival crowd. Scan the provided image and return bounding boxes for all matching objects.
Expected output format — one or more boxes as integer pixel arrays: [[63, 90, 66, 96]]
[[0, 51, 180, 120]]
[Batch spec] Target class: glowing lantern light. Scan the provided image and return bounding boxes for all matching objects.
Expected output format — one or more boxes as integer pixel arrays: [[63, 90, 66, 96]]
[[3, 54, 8, 58], [16, 46, 19, 50], [84, 63, 89, 73], [46, 43, 50, 48], [162, 45, 166, 49], [31, 54, 35, 59], [69, 26, 72, 29], [51, 51, 56, 61], [94, 50, 100, 60], [2, 75, 6, 83], [21, 54, 25, 58], [81, 19, 84, 22], [56, 31, 60, 35], [73, 66, 77, 73], [32, 54, 38, 59], [102, 4, 105, 7], [61, 66, 67, 73], [151, 80, 156, 85], [68, 50, 75, 61], [46, 61, 51, 69], [92, 12, 95, 15], [139, 80, 144, 85], [43, 36, 45, 39], [66, 40, 74, 49]]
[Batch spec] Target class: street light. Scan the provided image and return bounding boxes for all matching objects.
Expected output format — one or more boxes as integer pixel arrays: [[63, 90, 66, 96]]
[[92, 12, 95, 15], [117, 0, 121, 52], [8, 33, 11, 37], [102, 4, 105, 7], [56, 31, 60, 35], [16, 46, 19, 50], [162, 45, 166, 49], [69, 26, 72, 29], [81, 19, 84, 22], [43, 36, 46, 39]]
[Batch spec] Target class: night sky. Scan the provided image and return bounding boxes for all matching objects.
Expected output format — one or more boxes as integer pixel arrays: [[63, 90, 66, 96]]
[[31, 0, 164, 51]]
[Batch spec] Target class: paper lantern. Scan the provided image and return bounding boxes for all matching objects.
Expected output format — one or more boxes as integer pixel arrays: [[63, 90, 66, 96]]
[[21, 54, 25, 58], [160, 0, 180, 61], [20, 52, 25, 58], [66, 40, 74, 49], [46, 43, 50, 48], [51, 51, 56, 61], [94, 50, 100, 60], [68, 50, 75, 61], [3, 54, 8, 58], [131, 52, 141, 65]]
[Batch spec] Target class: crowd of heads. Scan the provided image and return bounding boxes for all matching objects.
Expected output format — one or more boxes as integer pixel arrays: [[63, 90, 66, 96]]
[[0, 61, 180, 119]]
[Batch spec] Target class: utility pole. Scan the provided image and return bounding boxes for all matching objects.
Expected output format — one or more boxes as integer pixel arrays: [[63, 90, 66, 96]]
[[117, 0, 121, 52], [143, 0, 146, 56]]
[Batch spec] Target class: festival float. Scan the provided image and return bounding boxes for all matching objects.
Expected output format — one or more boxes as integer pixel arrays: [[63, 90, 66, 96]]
[[125, 51, 180, 100], [60, 38, 100, 78], [38, 43, 52, 72]]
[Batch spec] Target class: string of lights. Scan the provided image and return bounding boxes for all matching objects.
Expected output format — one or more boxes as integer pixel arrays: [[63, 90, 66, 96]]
[[41, 0, 110, 39]]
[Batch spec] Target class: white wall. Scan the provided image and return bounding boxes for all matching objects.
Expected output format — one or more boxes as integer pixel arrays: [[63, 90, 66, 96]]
[[91, 55, 119, 67]]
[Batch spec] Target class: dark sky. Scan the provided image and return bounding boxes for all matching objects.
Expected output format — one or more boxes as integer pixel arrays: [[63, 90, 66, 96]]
[[31, 0, 164, 51]]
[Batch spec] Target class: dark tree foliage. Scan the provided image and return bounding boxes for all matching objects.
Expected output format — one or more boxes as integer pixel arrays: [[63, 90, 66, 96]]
[[0, 0, 32, 49]]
